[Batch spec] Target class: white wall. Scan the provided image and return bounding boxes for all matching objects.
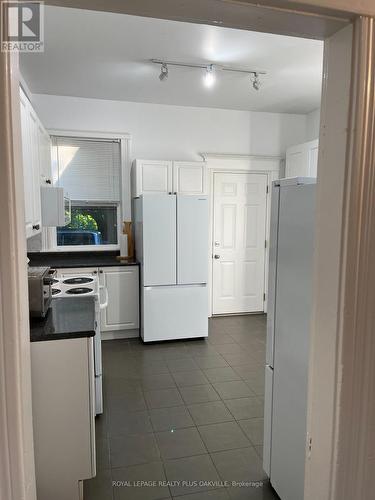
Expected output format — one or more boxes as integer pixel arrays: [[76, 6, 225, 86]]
[[32, 93, 308, 160], [306, 108, 321, 141]]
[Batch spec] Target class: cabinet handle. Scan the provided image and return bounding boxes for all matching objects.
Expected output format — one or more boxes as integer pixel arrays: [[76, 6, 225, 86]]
[[32, 224, 40, 230], [99, 270, 103, 274], [45, 179, 52, 185], [93, 270, 98, 274]]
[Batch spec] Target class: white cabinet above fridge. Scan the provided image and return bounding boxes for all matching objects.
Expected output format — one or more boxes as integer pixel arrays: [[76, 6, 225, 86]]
[[132, 159, 208, 197]]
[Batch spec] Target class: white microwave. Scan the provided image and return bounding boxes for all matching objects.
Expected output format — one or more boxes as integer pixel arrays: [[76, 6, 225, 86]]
[[41, 186, 71, 227]]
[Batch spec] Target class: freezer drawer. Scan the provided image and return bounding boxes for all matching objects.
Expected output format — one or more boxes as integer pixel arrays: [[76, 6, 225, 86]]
[[142, 285, 208, 342]]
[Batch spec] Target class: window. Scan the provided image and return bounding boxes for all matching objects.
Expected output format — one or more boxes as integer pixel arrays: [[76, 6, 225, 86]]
[[51, 135, 122, 248], [57, 204, 118, 247]]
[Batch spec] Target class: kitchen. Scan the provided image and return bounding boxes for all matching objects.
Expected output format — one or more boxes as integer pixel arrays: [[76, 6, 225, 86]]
[[16, 4, 324, 500]]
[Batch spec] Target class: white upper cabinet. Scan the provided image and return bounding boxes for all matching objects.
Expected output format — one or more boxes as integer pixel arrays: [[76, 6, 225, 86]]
[[173, 161, 207, 195], [132, 159, 208, 197], [285, 139, 319, 178], [20, 87, 52, 238], [132, 159, 173, 197]]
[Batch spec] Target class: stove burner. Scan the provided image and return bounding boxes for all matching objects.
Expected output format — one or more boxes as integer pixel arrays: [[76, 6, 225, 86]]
[[52, 288, 61, 295], [51, 279, 59, 285], [63, 277, 94, 285], [65, 287, 93, 295]]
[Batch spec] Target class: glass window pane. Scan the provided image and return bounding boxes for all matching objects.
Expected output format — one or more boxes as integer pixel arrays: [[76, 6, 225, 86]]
[[57, 205, 118, 246]]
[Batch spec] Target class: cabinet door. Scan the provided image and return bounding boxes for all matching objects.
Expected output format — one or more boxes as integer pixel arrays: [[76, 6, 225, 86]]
[[99, 267, 139, 331], [38, 122, 52, 185], [133, 159, 173, 197], [307, 140, 319, 177], [29, 108, 42, 233], [173, 161, 208, 195], [20, 90, 34, 238]]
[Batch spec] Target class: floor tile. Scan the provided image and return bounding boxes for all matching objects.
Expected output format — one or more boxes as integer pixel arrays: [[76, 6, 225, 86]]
[[172, 370, 209, 387], [166, 358, 199, 372], [109, 434, 160, 468], [212, 381, 254, 400], [254, 445, 263, 460], [141, 372, 176, 391], [224, 398, 264, 420], [198, 421, 250, 453], [233, 365, 264, 381], [107, 391, 147, 413], [105, 379, 143, 400], [214, 344, 248, 355], [155, 427, 206, 459], [211, 447, 266, 483], [108, 409, 153, 437], [244, 376, 265, 396], [238, 418, 264, 446], [96, 437, 110, 470], [179, 385, 220, 404], [149, 406, 195, 432], [187, 401, 234, 426], [164, 454, 221, 496], [112, 461, 170, 500], [84, 468, 113, 500], [208, 334, 235, 345], [194, 356, 229, 369], [203, 367, 241, 383], [222, 353, 257, 366], [144, 388, 184, 409]]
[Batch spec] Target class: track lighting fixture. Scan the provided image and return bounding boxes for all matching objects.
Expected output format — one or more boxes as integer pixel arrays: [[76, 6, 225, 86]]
[[251, 72, 261, 91], [159, 62, 168, 81], [204, 64, 216, 88], [151, 59, 266, 91]]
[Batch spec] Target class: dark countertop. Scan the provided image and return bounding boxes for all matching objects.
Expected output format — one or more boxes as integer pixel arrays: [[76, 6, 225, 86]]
[[27, 250, 139, 269], [30, 297, 96, 342]]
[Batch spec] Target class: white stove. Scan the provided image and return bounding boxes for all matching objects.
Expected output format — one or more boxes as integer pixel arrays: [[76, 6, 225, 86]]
[[52, 270, 108, 415]]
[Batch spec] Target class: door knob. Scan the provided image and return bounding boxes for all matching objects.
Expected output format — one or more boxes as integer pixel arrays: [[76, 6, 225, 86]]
[[214, 254, 220, 259]]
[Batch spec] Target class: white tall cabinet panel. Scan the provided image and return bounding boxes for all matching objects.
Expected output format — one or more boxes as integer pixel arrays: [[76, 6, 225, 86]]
[[173, 161, 207, 195], [137, 194, 177, 286], [20, 89, 35, 238], [285, 139, 319, 178], [99, 266, 139, 332], [132, 159, 173, 197], [177, 195, 208, 284]]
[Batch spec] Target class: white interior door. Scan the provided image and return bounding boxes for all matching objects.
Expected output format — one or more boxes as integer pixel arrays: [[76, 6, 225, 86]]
[[212, 172, 268, 314]]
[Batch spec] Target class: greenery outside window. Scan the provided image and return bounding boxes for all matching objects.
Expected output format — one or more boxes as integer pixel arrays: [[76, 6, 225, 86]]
[[57, 204, 119, 247]]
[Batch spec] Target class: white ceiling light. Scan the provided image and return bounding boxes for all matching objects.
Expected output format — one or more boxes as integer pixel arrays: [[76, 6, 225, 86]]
[[204, 64, 216, 88], [251, 72, 261, 91], [150, 59, 266, 92], [159, 62, 168, 81]]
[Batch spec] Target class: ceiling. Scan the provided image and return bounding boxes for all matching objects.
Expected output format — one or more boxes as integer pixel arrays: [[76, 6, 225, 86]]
[[20, 6, 324, 113]]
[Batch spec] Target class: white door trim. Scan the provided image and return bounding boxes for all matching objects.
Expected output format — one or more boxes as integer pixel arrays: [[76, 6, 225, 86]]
[[0, 52, 37, 500], [204, 155, 280, 317]]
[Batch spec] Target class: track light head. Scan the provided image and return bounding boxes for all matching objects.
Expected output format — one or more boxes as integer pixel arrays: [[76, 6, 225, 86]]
[[251, 72, 261, 91], [204, 64, 216, 88], [159, 63, 168, 81]]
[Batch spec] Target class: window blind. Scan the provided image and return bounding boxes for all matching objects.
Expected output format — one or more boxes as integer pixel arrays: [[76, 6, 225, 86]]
[[52, 136, 121, 202]]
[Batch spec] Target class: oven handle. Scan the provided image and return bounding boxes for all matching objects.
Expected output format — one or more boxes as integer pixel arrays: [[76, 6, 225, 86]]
[[98, 285, 109, 310]]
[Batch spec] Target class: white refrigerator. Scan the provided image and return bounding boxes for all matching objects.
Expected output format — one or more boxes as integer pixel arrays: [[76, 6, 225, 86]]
[[134, 193, 209, 342], [263, 178, 316, 500]]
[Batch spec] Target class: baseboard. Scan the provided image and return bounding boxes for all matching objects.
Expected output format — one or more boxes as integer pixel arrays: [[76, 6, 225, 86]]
[[101, 329, 140, 340]]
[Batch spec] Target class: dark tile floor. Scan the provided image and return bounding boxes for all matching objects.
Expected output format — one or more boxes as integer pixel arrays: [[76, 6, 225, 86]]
[[84, 314, 280, 500]]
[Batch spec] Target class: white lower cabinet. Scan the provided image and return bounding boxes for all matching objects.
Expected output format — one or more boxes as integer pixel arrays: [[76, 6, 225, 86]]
[[99, 266, 139, 334], [30, 337, 96, 500]]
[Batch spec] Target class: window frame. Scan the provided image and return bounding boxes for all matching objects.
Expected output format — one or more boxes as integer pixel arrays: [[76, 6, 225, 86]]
[[44, 130, 131, 252]]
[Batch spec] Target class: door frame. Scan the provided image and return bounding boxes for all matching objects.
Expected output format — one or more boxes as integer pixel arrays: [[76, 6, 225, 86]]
[[202, 154, 280, 316], [2, 2, 375, 500]]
